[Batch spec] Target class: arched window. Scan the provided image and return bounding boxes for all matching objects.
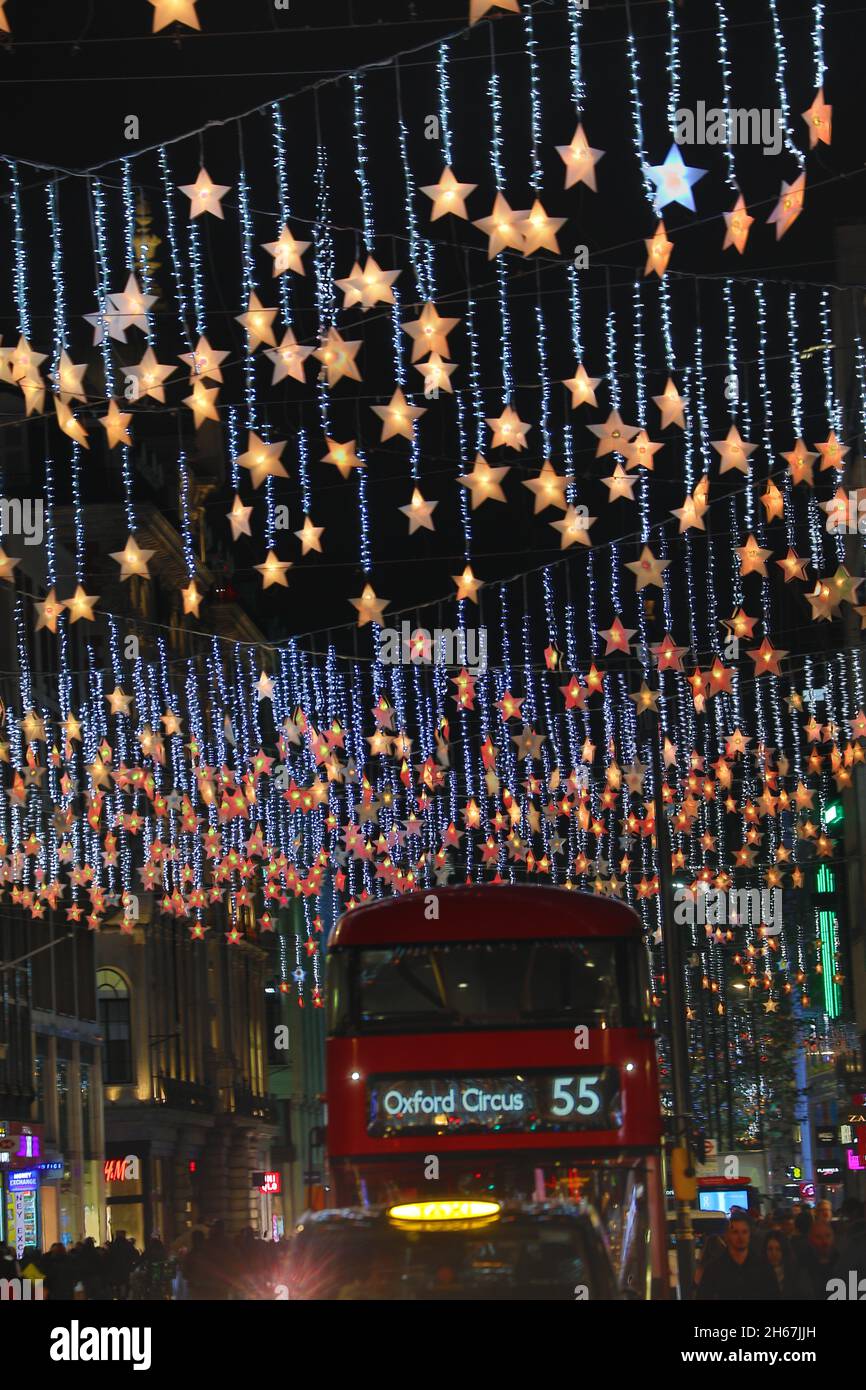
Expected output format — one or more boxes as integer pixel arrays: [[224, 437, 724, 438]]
[[98, 968, 133, 1085]]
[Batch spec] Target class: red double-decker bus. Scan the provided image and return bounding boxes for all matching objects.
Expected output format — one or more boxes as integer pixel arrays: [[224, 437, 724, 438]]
[[325, 884, 669, 1298]]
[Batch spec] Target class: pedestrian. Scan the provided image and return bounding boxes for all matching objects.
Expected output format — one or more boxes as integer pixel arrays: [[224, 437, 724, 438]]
[[128, 1238, 175, 1301], [695, 1214, 778, 1300], [801, 1221, 840, 1299], [790, 1207, 813, 1265], [0, 1242, 20, 1283], [42, 1243, 76, 1301], [107, 1229, 139, 1299], [760, 1232, 811, 1300]]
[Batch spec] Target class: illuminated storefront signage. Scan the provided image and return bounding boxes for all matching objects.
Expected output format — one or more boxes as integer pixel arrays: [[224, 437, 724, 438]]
[[7, 1169, 39, 1192], [103, 1155, 141, 1183], [0, 1127, 42, 1162], [251, 1171, 281, 1194], [367, 1069, 621, 1137]]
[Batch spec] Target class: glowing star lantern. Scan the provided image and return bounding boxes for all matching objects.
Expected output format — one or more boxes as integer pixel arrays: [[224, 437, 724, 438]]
[[736, 534, 772, 578], [262, 226, 311, 277], [351, 584, 389, 628], [295, 517, 324, 555], [110, 535, 156, 582], [336, 256, 400, 312], [180, 581, 202, 617], [550, 506, 595, 549], [107, 275, 155, 341], [226, 494, 253, 541], [255, 551, 292, 590], [183, 380, 220, 429], [473, 194, 529, 259], [0, 2, 8, 32], [563, 364, 601, 409], [782, 440, 817, 486], [646, 145, 706, 212], [522, 462, 569, 514], [54, 351, 87, 405], [486, 405, 530, 451], [399, 489, 438, 535], [556, 124, 604, 191], [402, 304, 459, 363], [127, 347, 174, 403], [458, 456, 510, 509], [777, 548, 809, 583], [372, 388, 426, 442], [265, 330, 313, 386], [644, 221, 673, 277], [586, 409, 639, 458], [469, 0, 520, 23], [63, 586, 99, 623], [149, 0, 200, 31], [415, 353, 456, 397], [767, 174, 805, 239], [521, 200, 565, 256], [801, 89, 831, 148], [712, 426, 757, 475], [180, 336, 228, 383], [0, 548, 19, 583], [815, 431, 849, 472], [722, 195, 754, 254], [235, 299, 283, 366], [314, 328, 362, 386], [625, 546, 670, 591], [420, 168, 477, 221], [237, 432, 288, 489], [179, 168, 230, 220], [622, 431, 663, 472], [603, 465, 637, 502], [453, 566, 481, 603], [55, 399, 89, 450], [34, 589, 62, 632], [652, 378, 686, 429], [322, 438, 362, 478]]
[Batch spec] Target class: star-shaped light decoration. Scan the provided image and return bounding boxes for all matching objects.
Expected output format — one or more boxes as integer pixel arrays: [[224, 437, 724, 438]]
[[183, 379, 220, 429], [671, 490, 706, 534], [295, 516, 324, 555], [110, 535, 155, 582], [644, 221, 673, 277], [586, 408, 639, 458], [625, 546, 670, 591], [473, 193, 528, 259], [521, 200, 565, 256], [314, 327, 362, 385], [34, 588, 62, 633], [127, 347, 174, 403], [522, 461, 569, 514], [486, 404, 530, 451], [782, 440, 817, 486], [776, 548, 809, 583], [265, 329, 314, 386], [760, 479, 785, 523], [630, 682, 660, 715], [599, 617, 637, 656], [236, 293, 278, 351], [322, 438, 362, 478], [351, 584, 389, 627], [336, 256, 400, 312], [469, 0, 520, 21], [399, 488, 438, 535], [372, 388, 426, 442], [55, 399, 89, 450], [255, 550, 292, 589], [255, 672, 275, 702], [622, 430, 663, 472], [262, 225, 310, 277], [748, 639, 788, 677], [179, 168, 231, 220], [563, 363, 601, 409], [722, 194, 754, 254], [602, 464, 637, 503], [801, 89, 832, 148], [646, 145, 706, 212], [0, 548, 19, 583], [550, 506, 595, 549], [402, 303, 459, 362], [63, 586, 99, 623], [106, 687, 134, 717], [652, 377, 686, 429], [237, 432, 288, 489], [54, 351, 88, 405], [227, 494, 253, 541], [652, 634, 688, 672], [736, 534, 772, 578], [149, 0, 200, 31], [767, 174, 806, 240], [420, 168, 477, 220], [181, 581, 202, 617], [458, 455, 510, 509], [815, 431, 849, 473], [453, 566, 482, 603], [415, 353, 456, 397], [88, 275, 155, 344], [711, 425, 757, 475], [179, 336, 228, 383], [0, 2, 9, 33], [556, 124, 604, 191]]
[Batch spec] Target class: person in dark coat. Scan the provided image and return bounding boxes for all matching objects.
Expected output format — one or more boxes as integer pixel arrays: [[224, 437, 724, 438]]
[[801, 1221, 842, 1299], [107, 1230, 140, 1299], [695, 1214, 778, 1300], [760, 1232, 811, 1300], [43, 1243, 77, 1301]]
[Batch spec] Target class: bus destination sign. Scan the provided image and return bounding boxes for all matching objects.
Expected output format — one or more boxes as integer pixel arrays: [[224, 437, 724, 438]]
[[367, 1069, 622, 1137]]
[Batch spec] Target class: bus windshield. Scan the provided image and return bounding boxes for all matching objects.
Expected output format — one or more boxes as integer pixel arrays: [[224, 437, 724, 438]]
[[329, 938, 642, 1033]]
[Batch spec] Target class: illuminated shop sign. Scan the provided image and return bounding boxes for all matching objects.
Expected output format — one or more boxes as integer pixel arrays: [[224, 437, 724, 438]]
[[7, 1169, 39, 1192], [0, 1131, 41, 1161], [103, 1155, 141, 1183], [367, 1069, 621, 1137], [251, 1171, 281, 1194]]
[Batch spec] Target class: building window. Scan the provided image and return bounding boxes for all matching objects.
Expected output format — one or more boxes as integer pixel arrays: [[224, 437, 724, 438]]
[[80, 1062, 94, 1157], [33, 1050, 46, 1124], [57, 1060, 69, 1152], [98, 968, 133, 1085]]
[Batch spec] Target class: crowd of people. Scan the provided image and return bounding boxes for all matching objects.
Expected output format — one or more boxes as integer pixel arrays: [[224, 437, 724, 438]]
[[0, 1222, 289, 1300], [693, 1197, 866, 1300]]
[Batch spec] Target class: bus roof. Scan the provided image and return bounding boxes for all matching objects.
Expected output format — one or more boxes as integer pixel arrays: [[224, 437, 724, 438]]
[[327, 884, 642, 949]]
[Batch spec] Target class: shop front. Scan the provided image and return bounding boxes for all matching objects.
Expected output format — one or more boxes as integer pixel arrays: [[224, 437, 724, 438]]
[[103, 1144, 150, 1248], [0, 1122, 46, 1257]]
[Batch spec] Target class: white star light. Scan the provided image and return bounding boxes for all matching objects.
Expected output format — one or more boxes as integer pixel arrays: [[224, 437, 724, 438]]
[[645, 144, 707, 213]]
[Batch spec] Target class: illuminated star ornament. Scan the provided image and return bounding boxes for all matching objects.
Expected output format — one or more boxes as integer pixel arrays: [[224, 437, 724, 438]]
[[722, 195, 754, 254], [644, 221, 673, 278], [351, 584, 389, 627], [372, 388, 426, 443], [236, 293, 278, 351], [255, 551, 293, 590], [473, 194, 528, 259], [486, 404, 530, 451], [399, 489, 438, 535], [110, 535, 156, 582], [645, 145, 707, 212], [236, 432, 288, 489], [314, 328, 362, 386], [556, 125, 604, 192], [402, 303, 459, 362], [265, 330, 314, 386], [801, 89, 832, 148], [421, 168, 477, 221], [458, 456, 510, 509], [469, 0, 520, 23], [262, 226, 311, 277], [149, 0, 199, 30], [179, 168, 231, 219], [767, 174, 806, 240], [564, 364, 601, 409]]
